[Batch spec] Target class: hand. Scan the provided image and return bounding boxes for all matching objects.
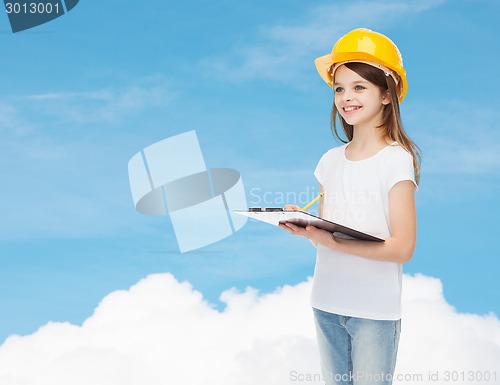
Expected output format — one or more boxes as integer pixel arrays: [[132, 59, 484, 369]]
[[279, 221, 309, 238], [279, 222, 338, 249], [284, 204, 301, 211]]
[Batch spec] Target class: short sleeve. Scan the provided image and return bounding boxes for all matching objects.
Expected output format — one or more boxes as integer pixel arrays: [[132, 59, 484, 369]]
[[385, 148, 418, 192]]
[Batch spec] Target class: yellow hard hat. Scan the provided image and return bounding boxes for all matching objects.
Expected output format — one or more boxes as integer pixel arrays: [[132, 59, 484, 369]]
[[315, 28, 408, 102]]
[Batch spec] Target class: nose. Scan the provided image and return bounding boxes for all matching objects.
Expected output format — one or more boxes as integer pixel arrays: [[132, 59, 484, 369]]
[[342, 89, 354, 102]]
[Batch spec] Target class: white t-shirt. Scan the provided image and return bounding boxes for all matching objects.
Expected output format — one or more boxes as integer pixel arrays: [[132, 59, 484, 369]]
[[312, 141, 417, 320]]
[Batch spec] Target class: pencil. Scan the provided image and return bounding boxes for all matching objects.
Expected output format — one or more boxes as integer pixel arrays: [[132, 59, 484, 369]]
[[301, 193, 324, 211]]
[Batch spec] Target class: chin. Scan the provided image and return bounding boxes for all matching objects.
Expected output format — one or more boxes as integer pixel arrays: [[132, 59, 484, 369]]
[[341, 116, 359, 126]]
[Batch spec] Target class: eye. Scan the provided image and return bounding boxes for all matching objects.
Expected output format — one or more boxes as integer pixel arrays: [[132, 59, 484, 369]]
[[334, 87, 344, 93], [355, 85, 365, 91]]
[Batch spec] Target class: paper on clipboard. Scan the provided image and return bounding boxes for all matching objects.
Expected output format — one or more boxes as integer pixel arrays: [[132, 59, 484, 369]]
[[234, 209, 384, 242]]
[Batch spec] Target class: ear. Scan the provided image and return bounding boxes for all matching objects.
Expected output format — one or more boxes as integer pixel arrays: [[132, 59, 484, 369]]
[[382, 90, 391, 105]]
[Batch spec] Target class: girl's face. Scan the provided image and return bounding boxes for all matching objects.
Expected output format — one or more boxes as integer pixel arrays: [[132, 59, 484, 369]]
[[333, 65, 390, 129]]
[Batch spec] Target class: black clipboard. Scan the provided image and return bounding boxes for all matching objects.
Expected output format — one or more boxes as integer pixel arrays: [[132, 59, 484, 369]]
[[234, 209, 384, 242]]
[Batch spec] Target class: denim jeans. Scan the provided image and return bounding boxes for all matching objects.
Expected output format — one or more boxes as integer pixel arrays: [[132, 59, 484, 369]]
[[313, 307, 401, 385]]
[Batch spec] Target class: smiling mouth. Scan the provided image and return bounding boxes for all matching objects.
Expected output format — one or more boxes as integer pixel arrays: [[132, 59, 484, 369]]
[[343, 106, 361, 112]]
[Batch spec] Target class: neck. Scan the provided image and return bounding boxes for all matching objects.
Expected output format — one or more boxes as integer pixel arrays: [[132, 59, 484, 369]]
[[350, 123, 388, 150]]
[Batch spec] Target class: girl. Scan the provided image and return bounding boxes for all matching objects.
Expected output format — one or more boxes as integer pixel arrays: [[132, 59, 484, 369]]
[[279, 28, 421, 385]]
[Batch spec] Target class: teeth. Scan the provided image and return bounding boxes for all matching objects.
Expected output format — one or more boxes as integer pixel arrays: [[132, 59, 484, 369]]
[[344, 106, 359, 112]]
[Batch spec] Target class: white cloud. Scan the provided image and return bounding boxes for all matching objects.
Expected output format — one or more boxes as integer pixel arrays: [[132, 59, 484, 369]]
[[204, 0, 445, 85], [0, 272, 498, 385], [17, 77, 174, 125]]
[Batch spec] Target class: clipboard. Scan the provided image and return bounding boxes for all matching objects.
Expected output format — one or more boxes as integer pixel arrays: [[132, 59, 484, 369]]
[[234, 209, 385, 242]]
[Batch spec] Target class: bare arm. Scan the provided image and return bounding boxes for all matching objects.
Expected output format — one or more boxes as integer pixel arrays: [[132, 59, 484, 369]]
[[281, 180, 417, 263]]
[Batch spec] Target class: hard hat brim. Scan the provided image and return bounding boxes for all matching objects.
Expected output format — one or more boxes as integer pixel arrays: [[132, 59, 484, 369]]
[[315, 52, 394, 87], [314, 53, 334, 88], [315, 52, 407, 102]]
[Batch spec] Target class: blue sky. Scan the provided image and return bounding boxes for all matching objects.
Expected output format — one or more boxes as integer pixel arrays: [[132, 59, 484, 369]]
[[0, 0, 499, 343]]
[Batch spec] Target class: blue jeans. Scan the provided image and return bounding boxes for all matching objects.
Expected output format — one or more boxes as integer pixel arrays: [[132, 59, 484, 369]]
[[313, 308, 401, 385]]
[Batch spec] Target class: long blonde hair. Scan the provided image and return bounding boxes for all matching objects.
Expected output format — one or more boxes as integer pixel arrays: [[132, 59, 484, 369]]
[[331, 62, 421, 184]]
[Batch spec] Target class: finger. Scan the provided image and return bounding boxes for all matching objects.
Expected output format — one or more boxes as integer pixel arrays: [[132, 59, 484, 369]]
[[285, 223, 311, 237], [278, 223, 293, 233], [284, 222, 300, 231], [280, 222, 298, 235], [280, 223, 303, 236]]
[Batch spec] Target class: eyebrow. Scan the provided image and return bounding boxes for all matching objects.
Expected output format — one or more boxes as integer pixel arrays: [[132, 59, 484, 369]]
[[333, 80, 369, 86]]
